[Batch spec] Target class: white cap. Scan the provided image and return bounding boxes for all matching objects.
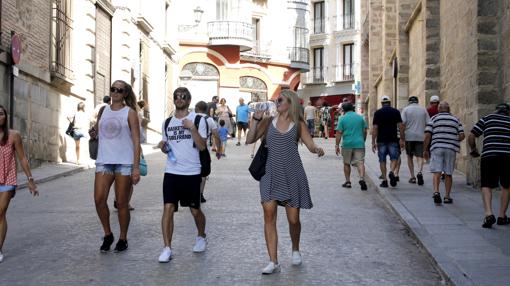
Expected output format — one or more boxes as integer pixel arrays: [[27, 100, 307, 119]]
[[430, 95, 440, 102], [381, 96, 391, 102]]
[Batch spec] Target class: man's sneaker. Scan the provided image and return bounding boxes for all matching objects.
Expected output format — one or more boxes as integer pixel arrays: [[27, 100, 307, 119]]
[[262, 262, 281, 274], [380, 180, 389, 188], [201, 194, 207, 203], [482, 215, 496, 228], [114, 239, 128, 252], [100, 233, 114, 253], [291, 251, 302, 266], [0, 250, 4, 263], [497, 216, 510, 225], [193, 236, 207, 253], [389, 172, 397, 187], [417, 172, 424, 186], [433, 192, 442, 204], [158, 247, 172, 263], [359, 180, 368, 191]]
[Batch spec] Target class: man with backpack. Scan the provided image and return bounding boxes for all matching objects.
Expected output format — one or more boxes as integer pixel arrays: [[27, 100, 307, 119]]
[[195, 101, 221, 203], [157, 87, 209, 263]]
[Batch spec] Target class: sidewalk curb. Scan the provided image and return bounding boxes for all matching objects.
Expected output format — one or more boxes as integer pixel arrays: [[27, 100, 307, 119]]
[[17, 165, 90, 190], [364, 164, 474, 286]]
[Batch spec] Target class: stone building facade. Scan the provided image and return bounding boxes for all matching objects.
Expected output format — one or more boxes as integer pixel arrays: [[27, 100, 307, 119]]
[[0, 0, 178, 166], [361, 0, 510, 185]]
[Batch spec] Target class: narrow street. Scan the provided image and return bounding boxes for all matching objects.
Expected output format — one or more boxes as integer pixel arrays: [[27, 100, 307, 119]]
[[1, 139, 444, 285]]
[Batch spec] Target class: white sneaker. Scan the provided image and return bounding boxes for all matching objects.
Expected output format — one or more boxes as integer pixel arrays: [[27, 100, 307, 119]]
[[158, 247, 172, 263], [291, 251, 302, 266], [0, 251, 3, 263], [192, 236, 207, 253], [262, 262, 281, 274]]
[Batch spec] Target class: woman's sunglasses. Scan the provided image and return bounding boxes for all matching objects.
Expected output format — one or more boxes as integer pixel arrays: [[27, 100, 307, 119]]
[[277, 97, 287, 104], [110, 87, 125, 94]]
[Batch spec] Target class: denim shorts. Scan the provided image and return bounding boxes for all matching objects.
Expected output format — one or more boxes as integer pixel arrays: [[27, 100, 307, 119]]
[[0, 185, 16, 192], [73, 130, 87, 141], [95, 164, 133, 176], [377, 142, 400, 162]]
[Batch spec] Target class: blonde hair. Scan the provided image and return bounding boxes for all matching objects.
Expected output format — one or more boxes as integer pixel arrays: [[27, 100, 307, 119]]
[[279, 89, 304, 126]]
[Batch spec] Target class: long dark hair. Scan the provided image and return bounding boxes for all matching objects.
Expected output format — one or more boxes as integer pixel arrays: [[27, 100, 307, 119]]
[[0, 105, 9, 146], [113, 80, 138, 111]]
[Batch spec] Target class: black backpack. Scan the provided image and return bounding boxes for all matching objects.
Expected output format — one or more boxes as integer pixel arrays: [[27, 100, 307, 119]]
[[164, 115, 211, 177]]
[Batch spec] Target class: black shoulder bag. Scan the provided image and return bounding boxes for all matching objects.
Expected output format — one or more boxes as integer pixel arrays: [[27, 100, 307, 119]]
[[249, 118, 271, 181]]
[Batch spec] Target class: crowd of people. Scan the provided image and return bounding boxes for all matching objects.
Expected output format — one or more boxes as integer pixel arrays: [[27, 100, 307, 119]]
[[1, 81, 509, 272]]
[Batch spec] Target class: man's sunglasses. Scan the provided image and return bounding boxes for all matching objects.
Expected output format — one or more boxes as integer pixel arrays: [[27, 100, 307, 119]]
[[174, 94, 189, 100], [110, 87, 125, 94]]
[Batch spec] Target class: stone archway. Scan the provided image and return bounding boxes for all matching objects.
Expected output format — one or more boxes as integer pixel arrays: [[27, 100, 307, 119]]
[[240, 76, 268, 102], [180, 62, 220, 107]]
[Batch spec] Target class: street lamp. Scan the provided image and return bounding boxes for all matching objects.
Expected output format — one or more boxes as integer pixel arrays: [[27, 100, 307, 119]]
[[194, 6, 204, 25]]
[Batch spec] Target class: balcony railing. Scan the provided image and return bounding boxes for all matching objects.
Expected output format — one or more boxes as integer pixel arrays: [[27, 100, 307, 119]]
[[207, 21, 253, 51], [241, 40, 271, 60], [289, 47, 309, 64], [333, 14, 359, 31], [312, 18, 325, 34], [304, 67, 326, 84], [334, 63, 357, 82]]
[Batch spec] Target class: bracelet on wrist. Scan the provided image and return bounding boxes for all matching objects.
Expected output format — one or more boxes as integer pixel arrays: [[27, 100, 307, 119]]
[[27, 176, 34, 181]]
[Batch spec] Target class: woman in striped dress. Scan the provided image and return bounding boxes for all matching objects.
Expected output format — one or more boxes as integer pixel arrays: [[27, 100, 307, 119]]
[[246, 90, 325, 274]]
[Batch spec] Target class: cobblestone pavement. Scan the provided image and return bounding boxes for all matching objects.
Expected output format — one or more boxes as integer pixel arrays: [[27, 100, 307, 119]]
[[1, 139, 445, 286]]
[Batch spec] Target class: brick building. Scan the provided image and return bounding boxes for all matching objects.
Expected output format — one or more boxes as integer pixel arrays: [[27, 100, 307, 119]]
[[361, 0, 510, 185]]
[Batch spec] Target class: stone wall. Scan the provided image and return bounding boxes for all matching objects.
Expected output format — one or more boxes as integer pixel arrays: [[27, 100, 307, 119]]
[[501, 1, 510, 102], [367, 0, 384, 122], [407, 6, 425, 104]]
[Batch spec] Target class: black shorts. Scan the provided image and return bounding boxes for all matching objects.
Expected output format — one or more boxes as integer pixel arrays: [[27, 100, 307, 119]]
[[163, 173, 202, 211], [237, 122, 249, 130], [481, 156, 510, 189], [405, 141, 424, 157]]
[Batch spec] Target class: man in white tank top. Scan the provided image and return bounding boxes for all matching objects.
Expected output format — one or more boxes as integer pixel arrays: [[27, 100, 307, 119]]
[[157, 87, 208, 263]]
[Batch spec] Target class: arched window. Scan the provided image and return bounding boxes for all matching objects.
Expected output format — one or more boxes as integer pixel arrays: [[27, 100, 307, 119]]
[[181, 62, 219, 79], [240, 76, 268, 102]]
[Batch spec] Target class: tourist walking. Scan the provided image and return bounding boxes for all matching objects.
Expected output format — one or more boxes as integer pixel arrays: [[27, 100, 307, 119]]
[[401, 96, 430, 185], [215, 98, 233, 137], [427, 95, 440, 118], [246, 90, 324, 274], [320, 102, 331, 139], [468, 103, 510, 228], [235, 97, 250, 146], [0, 105, 38, 263], [371, 96, 405, 188], [90, 80, 141, 253], [207, 96, 219, 151], [157, 87, 208, 263], [423, 102, 465, 205], [304, 101, 316, 136], [335, 102, 368, 190], [91, 95, 110, 126], [217, 120, 229, 157], [195, 101, 221, 203], [68, 102, 90, 164]]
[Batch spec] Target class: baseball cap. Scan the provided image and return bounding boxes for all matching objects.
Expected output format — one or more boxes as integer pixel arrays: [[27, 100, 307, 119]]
[[381, 96, 391, 103], [430, 95, 440, 103]]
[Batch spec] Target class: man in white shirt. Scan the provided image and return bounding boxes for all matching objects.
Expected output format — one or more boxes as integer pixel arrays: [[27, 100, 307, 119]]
[[304, 101, 316, 136], [157, 87, 208, 263], [195, 101, 221, 203]]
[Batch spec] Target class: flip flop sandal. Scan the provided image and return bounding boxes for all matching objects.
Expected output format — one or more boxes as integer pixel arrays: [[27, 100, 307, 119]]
[[443, 197, 453, 204], [342, 182, 352, 188], [409, 178, 417, 184]]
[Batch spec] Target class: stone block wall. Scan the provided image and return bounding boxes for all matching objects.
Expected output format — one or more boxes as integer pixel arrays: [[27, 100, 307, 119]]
[[501, 1, 510, 102], [407, 6, 425, 105], [367, 0, 384, 122]]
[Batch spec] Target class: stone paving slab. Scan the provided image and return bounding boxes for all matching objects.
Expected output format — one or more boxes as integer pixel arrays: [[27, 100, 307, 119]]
[[363, 145, 510, 286]]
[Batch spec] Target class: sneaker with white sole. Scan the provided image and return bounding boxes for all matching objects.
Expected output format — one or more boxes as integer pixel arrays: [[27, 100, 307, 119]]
[[291, 251, 302, 266], [158, 247, 172, 263], [192, 236, 207, 253], [262, 262, 281, 274], [0, 251, 3, 263]]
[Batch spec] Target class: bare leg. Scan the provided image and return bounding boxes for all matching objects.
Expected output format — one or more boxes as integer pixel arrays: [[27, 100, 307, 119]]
[[499, 188, 510, 218], [190, 208, 206, 237], [344, 164, 351, 182], [356, 161, 366, 180], [200, 177, 206, 195], [407, 155, 415, 179], [395, 157, 401, 177], [444, 175, 453, 198], [380, 162, 387, 180], [114, 174, 132, 240], [416, 156, 424, 173], [432, 173, 441, 194], [0, 191, 14, 251], [390, 160, 399, 174], [161, 203, 176, 247], [262, 201, 278, 263], [75, 139, 80, 163], [94, 173, 115, 236], [482, 187, 493, 216], [285, 206, 301, 251]]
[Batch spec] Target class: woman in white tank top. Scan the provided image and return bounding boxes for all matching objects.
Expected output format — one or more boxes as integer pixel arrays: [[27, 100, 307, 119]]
[[90, 80, 141, 253]]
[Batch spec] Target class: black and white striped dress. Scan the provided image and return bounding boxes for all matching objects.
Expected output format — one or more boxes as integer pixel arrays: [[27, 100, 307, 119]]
[[260, 120, 313, 209]]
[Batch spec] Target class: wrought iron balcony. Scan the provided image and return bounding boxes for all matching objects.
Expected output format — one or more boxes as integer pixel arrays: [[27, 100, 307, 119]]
[[289, 47, 310, 71], [334, 63, 357, 82], [333, 14, 359, 31], [312, 18, 326, 34], [241, 40, 271, 62], [207, 21, 253, 52], [303, 67, 326, 84]]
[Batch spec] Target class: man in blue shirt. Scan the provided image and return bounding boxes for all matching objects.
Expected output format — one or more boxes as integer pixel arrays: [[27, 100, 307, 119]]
[[235, 97, 250, 146]]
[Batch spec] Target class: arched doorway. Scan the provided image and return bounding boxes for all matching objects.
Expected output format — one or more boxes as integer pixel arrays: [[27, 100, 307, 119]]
[[179, 62, 220, 107], [240, 76, 268, 102]]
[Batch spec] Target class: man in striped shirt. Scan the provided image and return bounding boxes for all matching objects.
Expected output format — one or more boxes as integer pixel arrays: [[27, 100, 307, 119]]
[[468, 103, 510, 228], [423, 102, 465, 205]]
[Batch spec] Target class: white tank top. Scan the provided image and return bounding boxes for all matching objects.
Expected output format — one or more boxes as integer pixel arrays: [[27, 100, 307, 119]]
[[96, 106, 134, 164]]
